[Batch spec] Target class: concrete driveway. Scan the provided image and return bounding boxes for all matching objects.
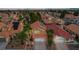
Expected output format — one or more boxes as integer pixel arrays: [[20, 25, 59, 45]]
[[53, 35, 68, 50], [33, 38, 47, 50], [0, 37, 9, 50]]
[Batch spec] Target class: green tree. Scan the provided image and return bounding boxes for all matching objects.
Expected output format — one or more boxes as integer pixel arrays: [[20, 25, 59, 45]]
[[60, 10, 68, 18], [0, 16, 2, 19], [0, 16, 2, 22], [36, 12, 41, 20], [74, 10, 79, 16], [46, 29, 54, 47], [19, 15, 24, 21], [12, 20, 31, 45], [76, 38, 79, 43], [16, 31, 27, 44], [9, 16, 13, 21], [29, 12, 40, 23], [10, 31, 27, 47], [36, 12, 45, 24], [23, 21, 31, 32]]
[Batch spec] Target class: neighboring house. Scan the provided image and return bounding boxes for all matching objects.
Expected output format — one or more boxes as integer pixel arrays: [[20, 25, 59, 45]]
[[74, 19, 79, 25], [31, 21, 47, 39], [2, 14, 9, 23], [12, 21, 24, 33], [64, 18, 79, 25], [55, 19, 65, 29], [64, 13, 79, 25], [53, 12, 61, 17], [31, 21, 47, 50], [41, 13, 65, 27], [0, 18, 11, 49], [46, 23, 73, 42], [41, 13, 57, 24], [65, 24, 79, 36], [64, 14, 75, 19], [0, 20, 23, 41]]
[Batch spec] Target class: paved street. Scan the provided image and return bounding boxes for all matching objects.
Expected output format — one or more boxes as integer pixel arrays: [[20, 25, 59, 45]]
[[67, 44, 79, 50]]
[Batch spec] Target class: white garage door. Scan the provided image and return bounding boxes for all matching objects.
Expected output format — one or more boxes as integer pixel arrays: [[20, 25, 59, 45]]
[[34, 38, 45, 42], [34, 38, 47, 50]]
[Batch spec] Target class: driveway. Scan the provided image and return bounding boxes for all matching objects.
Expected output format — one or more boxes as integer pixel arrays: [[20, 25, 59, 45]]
[[53, 35, 68, 50], [33, 38, 47, 50], [0, 37, 9, 50]]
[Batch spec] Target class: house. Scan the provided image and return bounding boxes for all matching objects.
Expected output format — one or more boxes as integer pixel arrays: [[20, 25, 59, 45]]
[[64, 13, 75, 19], [30, 21, 47, 50], [2, 13, 9, 23], [46, 23, 73, 41], [0, 22, 10, 49], [41, 13, 56, 24], [64, 13, 79, 25], [56, 19, 64, 25], [53, 12, 61, 17], [31, 21, 47, 39], [65, 24, 79, 36], [55, 18, 65, 29]]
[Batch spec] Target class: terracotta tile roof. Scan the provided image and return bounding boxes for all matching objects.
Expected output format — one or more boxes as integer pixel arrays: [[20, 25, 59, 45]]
[[31, 21, 47, 39], [31, 21, 46, 30], [46, 23, 72, 39], [64, 14, 75, 19], [0, 21, 24, 38], [66, 24, 79, 36], [41, 14, 62, 24], [2, 14, 9, 22]]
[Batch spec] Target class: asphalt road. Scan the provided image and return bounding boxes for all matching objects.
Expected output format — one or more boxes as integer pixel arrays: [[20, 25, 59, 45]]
[[67, 44, 79, 50]]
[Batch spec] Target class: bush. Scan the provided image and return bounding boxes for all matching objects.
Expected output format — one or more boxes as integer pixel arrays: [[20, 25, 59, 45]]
[[60, 10, 68, 18], [29, 12, 41, 23]]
